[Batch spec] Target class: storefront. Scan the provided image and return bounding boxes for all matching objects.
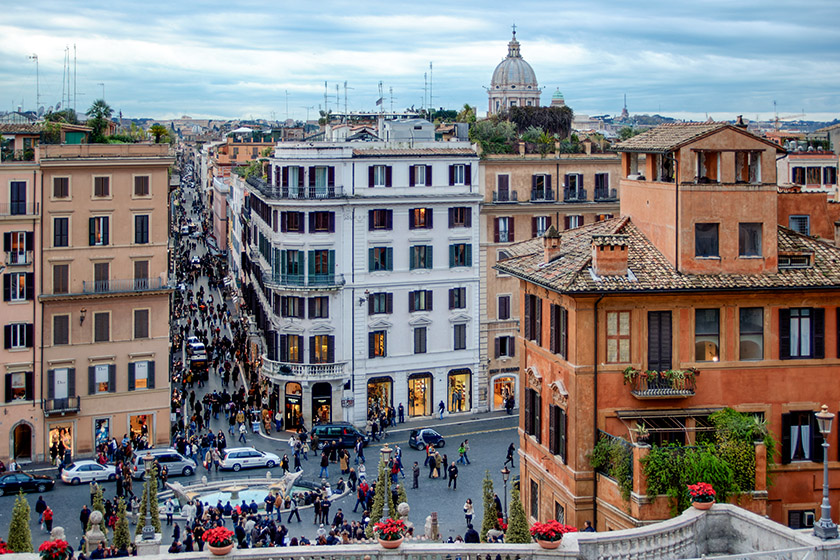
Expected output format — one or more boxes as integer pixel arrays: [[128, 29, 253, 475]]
[[407, 373, 433, 417], [447, 369, 472, 413], [129, 414, 153, 447], [285, 382, 302, 430], [311, 382, 332, 425], [367, 377, 393, 413], [94, 418, 111, 448], [492, 375, 517, 410], [48, 423, 74, 464]]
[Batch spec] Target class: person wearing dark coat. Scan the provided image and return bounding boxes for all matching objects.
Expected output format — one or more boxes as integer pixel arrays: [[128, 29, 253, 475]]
[[80, 505, 91, 534], [464, 524, 480, 543]]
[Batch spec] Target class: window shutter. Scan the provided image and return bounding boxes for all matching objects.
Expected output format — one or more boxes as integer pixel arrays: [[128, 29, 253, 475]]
[[25, 232, 33, 251], [778, 414, 790, 463], [386, 210, 393, 230], [564, 216, 570, 230], [327, 336, 335, 363], [3, 374, 10, 403], [102, 217, 109, 245], [298, 212, 305, 233], [511, 337, 516, 356], [532, 175, 537, 192], [89, 217, 96, 245], [88, 366, 96, 395], [427, 209, 433, 228], [24, 371, 33, 401], [811, 414, 824, 462], [465, 165, 472, 186], [281, 166, 289, 187], [128, 362, 136, 391], [368, 332, 375, 358], [426, 246, 433, 269], [448, 208, 455, 228], [813, 308, 825, 359], [534, 297, 542, 345], [66, 368, 75, 397], [549, 305, 557, 354], [368, 166, 375, 187], [308, 167, 316, 187], [546, 216, 552, 229], [279, 335, 288, 361], [548, 406, 557, 454], [465, 209, 472, 227], [559, 408, 567, 464], [409, 210, 415, 229], [779, 309, 791, 359], [109, 364, 116, 392], [409, 166, 415, 187], [524, 389, 532, 434], [535, 393, 542, 443], [546, 174, 552, 194], [466, 244, 472, 266], [425, 165, 432, 185], [408, 293, 415, 313], [280, 213, 287, 232], [25, 273, 34, 300], [532, 217, 538, 238], [561, 308, 568, 358], [147, 361, 155, 389], [267, 330, 277, 361], [328, 166, 335, 187], [494, 337, 501, 358], [2, 232, 8, 251], [368, 248, 375, 272], [524, 295, 532, 340], [449, 165, 455, 186], [308, 298, 316, 318], [660, 312, 672, 370], [449, 245, 455, 268], [309, 212, 315, 233], [308, 251, 316, 278], [47, 370, 55, 400], [386, 248, 393, 270], [368, 296, 374, 315], [2, 275, 8, 302], [2, 325, 11, 349], [494, 219, 500, 243], [385, 166, 392, 187], [509, 217, 514, 242], [427, 290, 433, 310], [386, 293, 393, 313], [449, 289, 455, 310], [309, 337, 316, 364], [368, 210, 374, 231], [329, 212, 335, 232]]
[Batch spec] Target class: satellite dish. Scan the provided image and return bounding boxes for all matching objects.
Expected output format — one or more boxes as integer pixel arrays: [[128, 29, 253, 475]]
[[47, 106, 54, 114], [37, 106, 45, 117], [55, 102, 62, 111]]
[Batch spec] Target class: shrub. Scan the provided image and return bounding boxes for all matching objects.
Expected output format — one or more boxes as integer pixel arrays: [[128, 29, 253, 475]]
[[8, 491, 32, 552]]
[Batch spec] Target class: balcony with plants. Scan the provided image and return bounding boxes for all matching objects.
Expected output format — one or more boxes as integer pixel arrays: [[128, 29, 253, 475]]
[[623, 366, 698, 399]]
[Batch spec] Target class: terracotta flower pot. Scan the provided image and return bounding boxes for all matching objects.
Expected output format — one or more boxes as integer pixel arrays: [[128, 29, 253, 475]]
[[691, 500, 715, 511], [378, 536, 404, 549], [208, 543, 235, 555], [537, 539, 561, 549]]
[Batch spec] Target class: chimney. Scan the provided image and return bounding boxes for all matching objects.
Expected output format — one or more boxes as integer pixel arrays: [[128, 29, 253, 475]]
[[834, 221, 840, 248], [519, 141, 526, 156], [592, 234, 630, 277], [582, 137, 593, 155], [735, 115, 748, 129], [543, 225, 562, 263]]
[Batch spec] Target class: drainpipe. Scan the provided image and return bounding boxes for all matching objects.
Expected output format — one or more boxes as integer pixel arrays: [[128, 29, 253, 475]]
[[592, 293, 605, 526], [34, 168, 40, 413]]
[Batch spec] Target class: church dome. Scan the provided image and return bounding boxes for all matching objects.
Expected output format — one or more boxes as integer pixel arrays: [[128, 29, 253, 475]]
[[491, 32, 538, 90]]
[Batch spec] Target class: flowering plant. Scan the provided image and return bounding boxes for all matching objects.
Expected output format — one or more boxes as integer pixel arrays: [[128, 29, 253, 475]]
[[0, 540, 11, 555], [687, 482, 716, 503], [529, 520, 578, 542], [38, 540, 69, 560], [497, 517, 508, 531], [202, 526, 235, 547], [372, 518, 407, 541]]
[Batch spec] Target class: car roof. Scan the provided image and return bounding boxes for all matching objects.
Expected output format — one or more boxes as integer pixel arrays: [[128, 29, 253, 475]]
[[224, 447, 256, 453]]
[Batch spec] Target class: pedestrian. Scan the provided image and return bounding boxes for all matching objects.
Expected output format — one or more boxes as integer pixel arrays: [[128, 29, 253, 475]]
[[80, 504, 91, 534], [583, 520, 596, 532], [438, 400, 445, 420], [238, 422, 247, 444], [35, 495, 47, 526], [412, 462, 419, 489], [448, 462, 458, 489], [288, 496, 301, 522], [43, 505, 54, 532], [90, 481, 99, 505], [442, 454, 448, 479], [464, 523, 480, 543], [504, 442, 515, 468], [462, 438, 471, 465], [463, 498, 474, 525], [457, 442, 466, 465], [397, 403, 405, 423], [319, 452, 329, 479], [493, 493, 503, 518]]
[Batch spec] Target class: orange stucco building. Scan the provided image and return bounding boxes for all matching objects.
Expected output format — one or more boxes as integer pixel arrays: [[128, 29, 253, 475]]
[[497, 122, 840, 531]]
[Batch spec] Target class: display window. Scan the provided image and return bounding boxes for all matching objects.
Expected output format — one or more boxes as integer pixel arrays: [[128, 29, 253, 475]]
[[408, 374, 433, 417], [312, 382, 332, 425], [285, 382, 303, 429], [493, 376, 517, 410], [95, 418, 110, 447], [129, 414, 151, 445], [447, 369, 472, 412], [367, 377, 393, 411], [49, 424, 73, 464]]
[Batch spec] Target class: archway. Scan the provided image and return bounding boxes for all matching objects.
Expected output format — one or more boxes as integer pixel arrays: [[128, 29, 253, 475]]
[[12, 423, 32, 461]]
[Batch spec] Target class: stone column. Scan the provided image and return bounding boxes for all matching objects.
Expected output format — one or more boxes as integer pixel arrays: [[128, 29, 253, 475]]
[[633, 443, 651, 497]]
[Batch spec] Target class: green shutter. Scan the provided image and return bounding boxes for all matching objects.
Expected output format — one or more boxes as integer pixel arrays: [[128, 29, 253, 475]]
[[426, 246, 433, 269], [308, 250, 316, 277], [89, 217, 95, 246], [449, 245, 455, 268], [465, 244, 472, 266], [369, 248, 375, 272], [328, 250, 335, 275], [280, 250, 287, 276], [386, 248, 393, 270]]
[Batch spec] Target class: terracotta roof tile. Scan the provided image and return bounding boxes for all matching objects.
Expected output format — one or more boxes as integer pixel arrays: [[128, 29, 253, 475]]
[[0, 123, 43, 134], [614, 122, 728, 153]]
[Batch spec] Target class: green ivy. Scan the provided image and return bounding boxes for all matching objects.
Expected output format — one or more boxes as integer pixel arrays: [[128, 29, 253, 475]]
[[589, 435, 633, 501]]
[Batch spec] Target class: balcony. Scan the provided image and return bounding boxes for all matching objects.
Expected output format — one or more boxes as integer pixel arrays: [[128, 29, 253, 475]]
[[263, 272, 345, 290], [44, 396, 80, 415], [0, 202, 39, 218], [624, 367, 697, 399], [246, 176, 345, 200], [262, 357, 348, 381], [492, 190, 518, 203], [82, 277, 167, 294], [594, 187, 618, 202], [530, 187, 554, 202], [563, 188, 587, 202], [0, 149, 36, 163], [5, 251, 33, 266]]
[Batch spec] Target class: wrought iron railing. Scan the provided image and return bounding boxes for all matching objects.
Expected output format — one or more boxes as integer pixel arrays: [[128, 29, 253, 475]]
[[262, 357, 347, 381], [82, 277, 166, 294], [563, 188, 587, 202], [44, 396, 80, 415], [262, 272, 345, 289], [247, 176, 344, 200]]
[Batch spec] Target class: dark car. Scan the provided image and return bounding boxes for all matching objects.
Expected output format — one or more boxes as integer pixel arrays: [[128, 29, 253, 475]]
[[408, 428, 445, 450], [311, 423, 369, 450], [0, 472, 55, 496]]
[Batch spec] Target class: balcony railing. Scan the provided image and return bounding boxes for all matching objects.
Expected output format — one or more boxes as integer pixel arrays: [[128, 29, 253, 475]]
[[82, 277, 166, 294], [492, 190, 518, 202], [262, 357, 348, 381], [44, 396, 80, 415], [247, 176, 345, 200], [563, 188, 587, 202], [530, 187, 554, 202], [626, 367, 697, 399], [0, 202, 39, 217], [594, 187, 618, 201], [5, 251, 33, 266], [263, 272, 345, 290]]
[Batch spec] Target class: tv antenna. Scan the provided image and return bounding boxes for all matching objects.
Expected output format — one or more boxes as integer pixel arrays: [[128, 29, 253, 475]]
[[28, 54, 40, 110], [343, 81, 354, 119], [97, 82, 105, 100]]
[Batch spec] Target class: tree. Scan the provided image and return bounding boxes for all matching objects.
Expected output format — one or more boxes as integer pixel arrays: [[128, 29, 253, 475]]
[[136, 464, 162, 535], [394, 481, 407, 513], [90, 484, 105, 529], [86, 99, 113, 143], [505, 486, 531, 543], [503, 106, 574, 139], [365, 457, 389, 538], [479, 470, 496, 541], [44, 109, 79, 124], [148, 124, 169, 143], [456, 104, 477, 123], [618, 126, 642, 141], [7, 491, 32, 552], [113, 497, 130, 551], [469, 119, 517, 155]]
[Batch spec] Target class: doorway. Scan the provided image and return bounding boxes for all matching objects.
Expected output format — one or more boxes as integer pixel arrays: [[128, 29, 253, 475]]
[[12, 423, 31, 461]]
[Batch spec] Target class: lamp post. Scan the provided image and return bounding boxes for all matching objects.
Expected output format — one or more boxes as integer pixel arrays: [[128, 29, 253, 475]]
[[814, 405, 837, 540], [141, 453, 155, 541], [501, 466, 510, 523], [380, 444, 393, 521]]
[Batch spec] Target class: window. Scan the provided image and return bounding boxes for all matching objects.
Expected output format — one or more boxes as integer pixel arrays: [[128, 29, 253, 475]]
[[54, 217, 69, 247], [825, 167, 838, 185], [308, 296, 329, 319], [524, 387, 541, 442], [53, 177, 69, 199], [792, 167, 805, 185], [648, 311, 672, 371], [409, 208, 433, 229], [309, 249, 334, 279], [606, 311, 631, 363], [93, 312, 110, 342], [494, 217, 513, 243], [531, 174, 551, 201], [739, 223, 762, 257], [780, 308, 824, 359], [697, 151, 720, 182], [595, 173, 610, 191], [532, 216, 550, 238], [549, 405, 567, 463], [5, 372, 32, 402], [3, 272, 32, 301], [4, 231, 30, 264], [89, 364, 115, 394], [9, 181, 26, 215], [280, 296, 305, 318], [555, 502, 566, 524], [695, 309, 720, 362], [310, 335, 334, 364], [93, 176, 110, 197], [530, 479, 539, 519], [409, 290, 433, 312], [449, 287, 466, 309], [523, 294, 542, 344], [53, 264, 69, 294], [782, 411, 823, 463], [89, 216, 110, 246], [53, 315, 69, 345], [789, 215, 810, 235], [454, 324, 466, 350], [498, 295, 511, 320], [496, 174, 510, 201], [134, 176, 150, 196], [408, 245, 433, 270], [739, 307, 763, 360], [94, 262, 109, 292], [278, 335, 303, 363], [369, 247, 393, 272], [413, 327, 427, 354], [549, 304, 568, 358], [280, 250, 303, 278], [369, 165, 391, 187], [368, 292, 393, 315], [449, 243, 472, 267], [449, 164, 467, 186], [409, 165, 430, 186], [369, 330, 387, 358], [564, 215, 583, 229], [3, 323, 32, 349], [564, 173, 583, 195], [495, 336, 516, 358], [735, 152, 760, 183], [448, 207, 471, 228], [281, 211, 305, 233], [695, 223, 719, 257], [369, 209, 393, 230], [134, 215, 150, 244], [309, 211, 334, 233], [807, 167, 821, 184], [134, 309, 150, 339], [129, 361, 154, 390]]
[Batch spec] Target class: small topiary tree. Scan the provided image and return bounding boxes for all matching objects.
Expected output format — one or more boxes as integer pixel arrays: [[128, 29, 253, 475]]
[[89, 484, 105, 530], [113, 497, 130, 550], [394, 482, 407, 513], [8, 491, 32, 552], [505, 486, 531, 543], [136, 463, 162, 535], [365, 457, 389, 538], [480, 470, 496, 542]]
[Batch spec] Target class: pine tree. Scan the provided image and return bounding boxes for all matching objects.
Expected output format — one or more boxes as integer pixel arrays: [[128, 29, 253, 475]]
[[7, 491, 32, 552], [505, 486, 531, 543], [89, 484, 105, 530], [113, 497, 130, 550], [394, 482, 407, 513], [480, 470, 496, 542], [148, 464, 161, 532], [365, 457, 389, 538]]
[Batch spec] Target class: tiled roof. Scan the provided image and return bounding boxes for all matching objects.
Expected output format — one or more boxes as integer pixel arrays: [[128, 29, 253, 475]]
[[591, 234, 628, 247], [614, 122, 728, 152], [496, 217, 840, 294], [352, 148, 476, 158], [816, 123, 840, 133], [0, 123, 43, 134]]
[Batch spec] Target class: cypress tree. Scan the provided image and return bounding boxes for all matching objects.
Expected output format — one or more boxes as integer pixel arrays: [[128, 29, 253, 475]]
[[505, 486, 531, 543], [148, 464, 161, 532], [89, 484, 105, 530], [480, 470, 496, 542], [365, 457, 389, 538], [8, 491, 32, 552], [113, 497, 130, 550], [394, 482, 407, 513], [135, 463, 162, 535]]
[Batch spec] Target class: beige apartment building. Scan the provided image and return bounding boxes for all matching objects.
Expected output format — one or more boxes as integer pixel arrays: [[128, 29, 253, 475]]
[[479, 149, 621, 411], [37, 143, 173, 462]]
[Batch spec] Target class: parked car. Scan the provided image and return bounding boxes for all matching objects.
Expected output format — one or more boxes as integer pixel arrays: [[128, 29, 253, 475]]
[[131, 448, 196, 480], [60, 460, 117, 485], [408, 428, 446, 450], [311, 423, 369, 450], [219, 447, 280, 472], [0, 472, 55, 496]]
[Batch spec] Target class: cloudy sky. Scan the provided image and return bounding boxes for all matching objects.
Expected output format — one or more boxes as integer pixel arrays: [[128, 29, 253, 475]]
[[1, 0, 838, 122]]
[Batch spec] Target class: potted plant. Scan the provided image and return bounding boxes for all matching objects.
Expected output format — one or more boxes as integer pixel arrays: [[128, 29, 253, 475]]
[[687, 482, 716, 510], [38, 540, 69, 560], [372, 518, 407, 549], [529, 520, 577, 549], [633, 422, 650, 443], [203, 526, 235, 555]]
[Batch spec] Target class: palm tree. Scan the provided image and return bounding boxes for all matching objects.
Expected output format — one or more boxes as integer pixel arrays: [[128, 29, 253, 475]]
[[148, 124, 168, 143], [86, 99, 113, 142]]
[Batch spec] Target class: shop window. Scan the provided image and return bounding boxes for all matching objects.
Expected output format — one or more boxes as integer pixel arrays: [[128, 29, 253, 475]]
[[369, 330, 387, 358], [88, 364, 115, 394], [524, 387, 541, 442], [367, 377, 393, 410], [781, 411, 823, 463], [129, 361, 155, 390], [739, 307, 763, 360], [695, 223, 719, 257], [449, 287, 466, 309], [285, 382, 303, 430], [4, 372, 32, 402], [606, 311, 631, 363], [413, 327, 427, 354], [498, 295, 511, 320], [49, 426, 73, 461], [493, 376, 516, 410], [549, 304, 568, 358], [409, 208, 433, 229], [695, 309, 720, 362], [780, 308, 824, 359], [739, 223, 762, 257], [448, 369, 471, 412], [129, 414, 151, 444], [95, 419, 110, 448], [453, 324, 467, 350], [408, 374, 433, 416]]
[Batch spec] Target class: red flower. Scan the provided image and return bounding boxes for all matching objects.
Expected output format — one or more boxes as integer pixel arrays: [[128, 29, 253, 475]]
[[202, 527, 235, 547], [687, 482, 716, 503], [38, 540, 69, 560], [529, 520, 578, 542], [372, 518, 407, 541]]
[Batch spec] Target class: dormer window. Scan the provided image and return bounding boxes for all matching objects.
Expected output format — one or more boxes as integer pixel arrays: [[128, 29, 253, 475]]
[[779, 254, 812, 269], [696, 151, 720, 183], [735, 151, 761, 183]]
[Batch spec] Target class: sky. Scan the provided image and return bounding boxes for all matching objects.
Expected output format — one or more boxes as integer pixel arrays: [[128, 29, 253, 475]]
[[0, 0, 838, 122]]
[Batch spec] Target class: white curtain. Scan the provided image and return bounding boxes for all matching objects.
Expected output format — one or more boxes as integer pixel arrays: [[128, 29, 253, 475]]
[[790, 425, 800, 462], [801, 424, 811, 460]]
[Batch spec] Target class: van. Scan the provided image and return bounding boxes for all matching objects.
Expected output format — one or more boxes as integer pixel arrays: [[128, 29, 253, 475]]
[[131, 448, 196, 480], [311, 423, 369, 450]]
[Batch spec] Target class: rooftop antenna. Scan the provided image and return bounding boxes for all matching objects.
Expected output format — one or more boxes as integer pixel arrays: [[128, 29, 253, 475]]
[[423, 71, 427, 111], [390, 87, 394, 113], [378, 81, 384, 116], [73, 44, 77, 113], [343, 81, 354, 121], [429, 61, 434, 121], [98, 82, 105, 100], [324, 81, 328, 115], [304, 105, 314, 122], [28, 54, 39, 111]]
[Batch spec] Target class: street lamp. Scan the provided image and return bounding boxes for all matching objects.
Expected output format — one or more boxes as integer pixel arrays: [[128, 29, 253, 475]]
[[380, 444, 393, 520], [501, 466, 511, 523], [142, 453, 156, 540], [814, 405, 837, 540]]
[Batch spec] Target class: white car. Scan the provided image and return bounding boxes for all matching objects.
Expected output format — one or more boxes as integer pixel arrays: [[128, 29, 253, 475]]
[[60, 460, 117, 485], [186, 336, 205, 356], [220, 447, 280, 472]]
